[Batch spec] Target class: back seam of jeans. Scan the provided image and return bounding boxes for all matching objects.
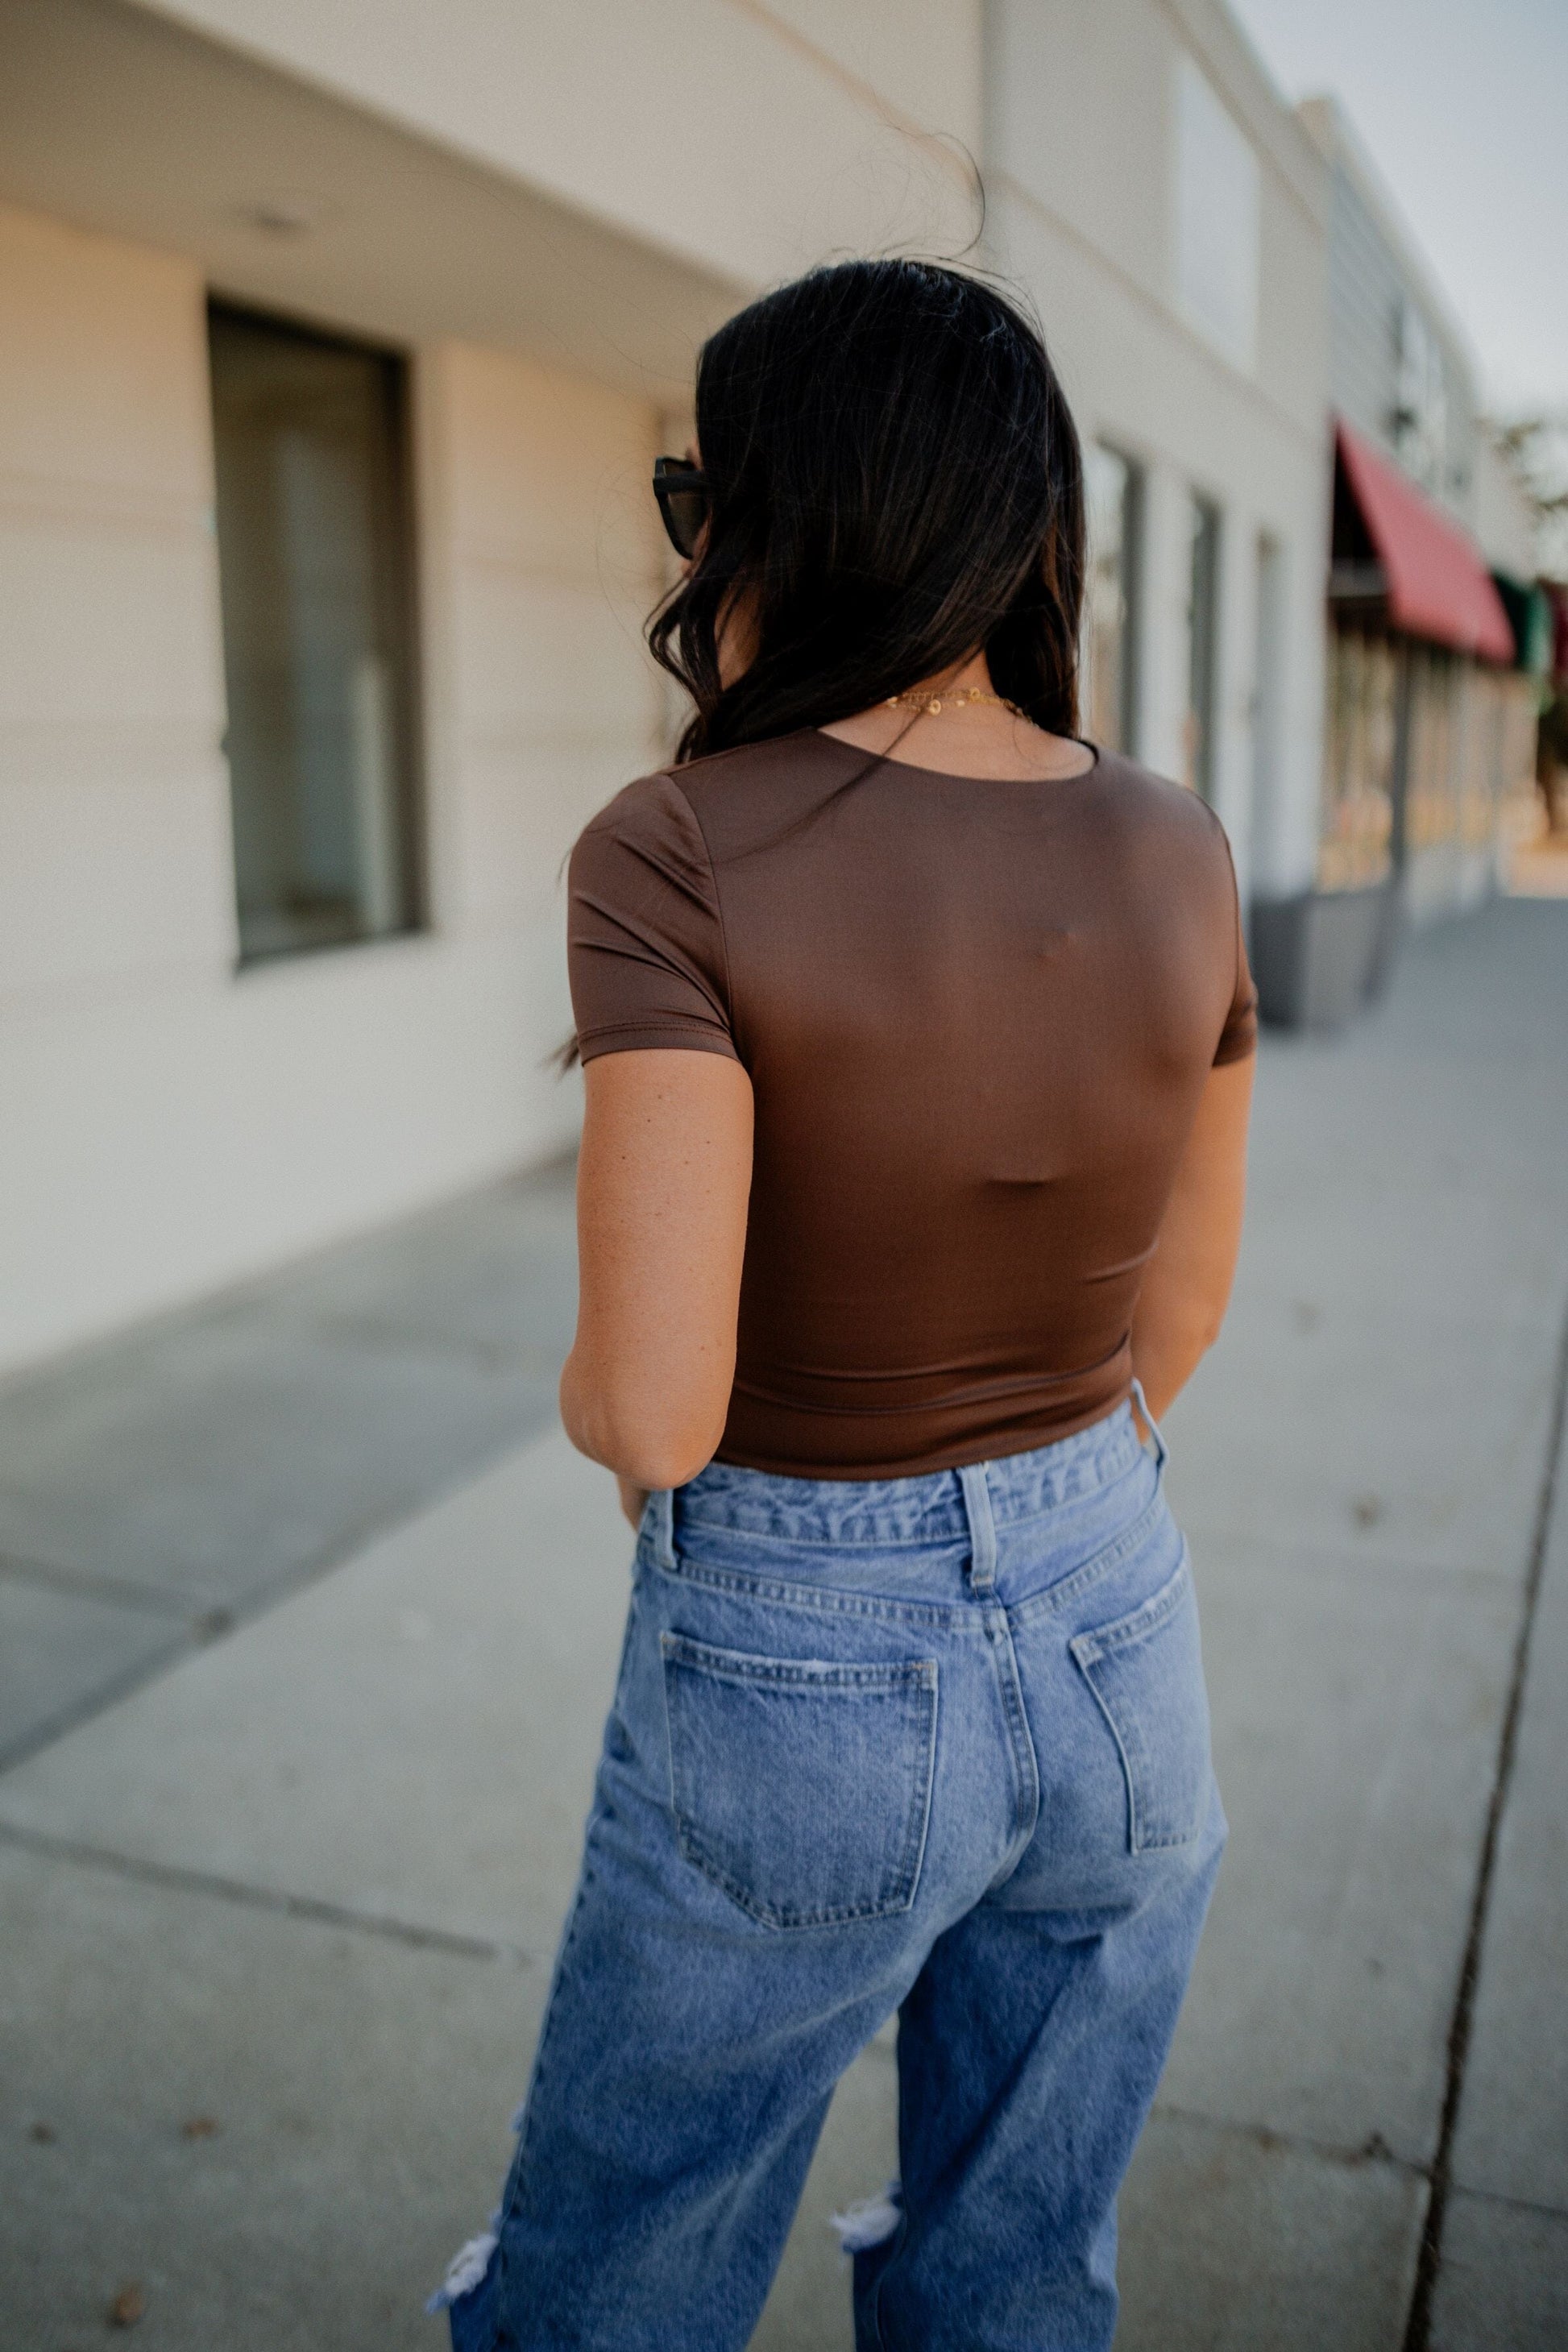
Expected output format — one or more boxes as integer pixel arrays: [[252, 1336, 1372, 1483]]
[[985, 1610, 1043, 1889]]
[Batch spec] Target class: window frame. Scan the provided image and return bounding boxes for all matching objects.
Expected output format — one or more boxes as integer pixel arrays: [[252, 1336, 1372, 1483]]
[[1082, 439, 1144, 760], [207, 296, 426, 970], [1186, 490, 1223, 803]]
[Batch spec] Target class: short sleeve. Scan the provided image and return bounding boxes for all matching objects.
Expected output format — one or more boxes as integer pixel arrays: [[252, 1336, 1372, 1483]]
[[1212, 829, 1259, 1066], [566, 772, 738, 1064]]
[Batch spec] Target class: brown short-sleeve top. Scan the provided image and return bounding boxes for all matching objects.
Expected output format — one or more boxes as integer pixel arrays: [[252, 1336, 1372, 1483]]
[[569, 727, 1255, 1479]]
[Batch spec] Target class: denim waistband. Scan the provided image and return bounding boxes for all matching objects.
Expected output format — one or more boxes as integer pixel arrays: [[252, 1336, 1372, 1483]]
[[657, 1393, 1159, 1564]]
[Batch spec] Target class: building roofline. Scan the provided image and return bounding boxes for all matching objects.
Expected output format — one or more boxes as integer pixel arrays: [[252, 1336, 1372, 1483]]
[[1157, 0, 1329, 230], [1297, 93, 1480, 389]]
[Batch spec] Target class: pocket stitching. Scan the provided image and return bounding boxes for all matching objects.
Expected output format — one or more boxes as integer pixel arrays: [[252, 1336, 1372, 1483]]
[[1068, 1547, 1191, 1669], [660, 1636, 939, 1930], [1068, 1549, 1204, 1854], [661, 1629, 937, 1693]]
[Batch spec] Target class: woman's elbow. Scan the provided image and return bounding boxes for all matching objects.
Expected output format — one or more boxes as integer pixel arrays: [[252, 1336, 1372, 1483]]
[[559, 1356, 726, 1491], [1174, 1296, 1230, 1364], [604, 1429, 719, 1491], [1138, 1291, 1230, 1375], [1193, 1296, 1230, 1356]]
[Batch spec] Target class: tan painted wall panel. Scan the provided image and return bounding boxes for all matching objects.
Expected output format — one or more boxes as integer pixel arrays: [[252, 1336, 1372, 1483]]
[[0, 205, 664, 1370], [0, 204, 212, 498]]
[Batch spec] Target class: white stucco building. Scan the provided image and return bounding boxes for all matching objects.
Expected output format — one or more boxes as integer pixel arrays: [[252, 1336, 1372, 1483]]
[[0, 0, 1334, 1376], [985, 0, 1330, 935]]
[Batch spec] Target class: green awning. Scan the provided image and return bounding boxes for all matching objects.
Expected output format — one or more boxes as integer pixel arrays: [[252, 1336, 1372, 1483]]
[[1490, 572, 1553, 677]]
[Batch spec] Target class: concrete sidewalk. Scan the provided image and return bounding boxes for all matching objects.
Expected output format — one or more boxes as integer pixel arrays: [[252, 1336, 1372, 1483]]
[[2, 898, 1566, 2349]]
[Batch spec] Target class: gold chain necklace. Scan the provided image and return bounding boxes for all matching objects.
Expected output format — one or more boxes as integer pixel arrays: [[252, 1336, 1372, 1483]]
[[885, 684, 1025, 719]]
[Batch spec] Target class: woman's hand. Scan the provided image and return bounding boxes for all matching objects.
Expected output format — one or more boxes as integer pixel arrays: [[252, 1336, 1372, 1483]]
[[560, 1050, 754, 1492], [1130, 1056, 1254, 1421]]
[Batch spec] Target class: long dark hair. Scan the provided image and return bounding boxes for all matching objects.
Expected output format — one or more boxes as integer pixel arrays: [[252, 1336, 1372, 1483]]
[[649, 259, 1086, 763]]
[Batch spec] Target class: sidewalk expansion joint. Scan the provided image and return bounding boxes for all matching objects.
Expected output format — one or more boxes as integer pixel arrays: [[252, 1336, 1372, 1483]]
[[0, 1815, 537, 1971], [0, 1444, 543, 1781], [0, 1547, 195, 1617], [1401, 1290, 1568, 2352], [1431, 2181, 1568, 2228], [0, 1628, 201, 1778]]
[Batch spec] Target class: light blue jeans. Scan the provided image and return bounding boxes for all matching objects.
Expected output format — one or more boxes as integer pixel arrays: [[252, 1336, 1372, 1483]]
[[436, 1398, 1225, 2350]]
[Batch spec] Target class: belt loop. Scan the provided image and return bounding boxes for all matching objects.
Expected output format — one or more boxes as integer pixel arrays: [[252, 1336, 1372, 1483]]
[[648, 1486, 676, 1570], [1130, 1378, 1169, 1475], [958, 1462, 998, 1593]]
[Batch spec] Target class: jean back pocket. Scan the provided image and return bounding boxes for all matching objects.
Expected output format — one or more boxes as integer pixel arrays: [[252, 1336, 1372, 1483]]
[[1069, 1548, 1211, 1852], [660, 1632, 938, 1929]]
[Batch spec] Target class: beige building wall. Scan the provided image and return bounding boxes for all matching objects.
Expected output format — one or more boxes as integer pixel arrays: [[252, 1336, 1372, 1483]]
[[762, 0, 984, 153], [0, 0, 993, 1378], [0, 201, 665, 1375], [130, 0, 982, 291]]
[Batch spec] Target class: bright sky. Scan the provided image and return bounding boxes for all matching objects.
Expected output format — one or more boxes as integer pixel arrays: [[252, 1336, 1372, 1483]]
[[1226, 0, 1568, 419]]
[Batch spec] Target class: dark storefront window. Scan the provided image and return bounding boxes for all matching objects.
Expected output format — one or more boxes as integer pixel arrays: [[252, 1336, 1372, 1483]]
[[1185, 493, 1222, 799], [1318, 633, 1535, 896], [209, 303, 421, 963], [1083, 443, 1142, 754]]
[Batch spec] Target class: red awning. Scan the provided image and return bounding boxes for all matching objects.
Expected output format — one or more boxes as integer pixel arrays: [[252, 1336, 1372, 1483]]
[[1336, 421, 1514, 664]]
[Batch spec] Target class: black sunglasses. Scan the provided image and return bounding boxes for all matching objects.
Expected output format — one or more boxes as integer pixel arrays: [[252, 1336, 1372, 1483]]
[[653, 455, 711, 559]]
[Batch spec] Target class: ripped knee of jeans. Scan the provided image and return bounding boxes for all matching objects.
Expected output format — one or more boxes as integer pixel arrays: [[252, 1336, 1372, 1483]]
[[830, 2179, 902, 2255], [426, 2225, 499, 2314]]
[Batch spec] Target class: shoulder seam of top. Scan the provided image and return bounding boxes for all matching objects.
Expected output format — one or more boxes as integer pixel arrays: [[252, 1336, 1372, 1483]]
[[575, 1014, 728, 1041], [665, 771, 737, 1043]]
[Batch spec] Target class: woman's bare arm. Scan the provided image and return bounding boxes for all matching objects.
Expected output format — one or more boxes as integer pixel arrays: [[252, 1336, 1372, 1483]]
[[1130, 1056, 1254, 1424], [560, 1050, 754, 1504]]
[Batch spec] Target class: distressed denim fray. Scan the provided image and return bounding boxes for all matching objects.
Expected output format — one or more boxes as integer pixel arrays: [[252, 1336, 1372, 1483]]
[[436, 1398, 1225, 2350]]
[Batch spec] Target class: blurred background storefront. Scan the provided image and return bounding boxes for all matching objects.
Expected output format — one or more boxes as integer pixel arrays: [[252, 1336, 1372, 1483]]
[[0, 0, 1551, 1381], [1251, 99, 1545, 1027]]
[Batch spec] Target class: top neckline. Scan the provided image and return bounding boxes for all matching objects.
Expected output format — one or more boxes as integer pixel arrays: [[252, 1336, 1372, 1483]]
[[806, 725, 1101, 787]]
